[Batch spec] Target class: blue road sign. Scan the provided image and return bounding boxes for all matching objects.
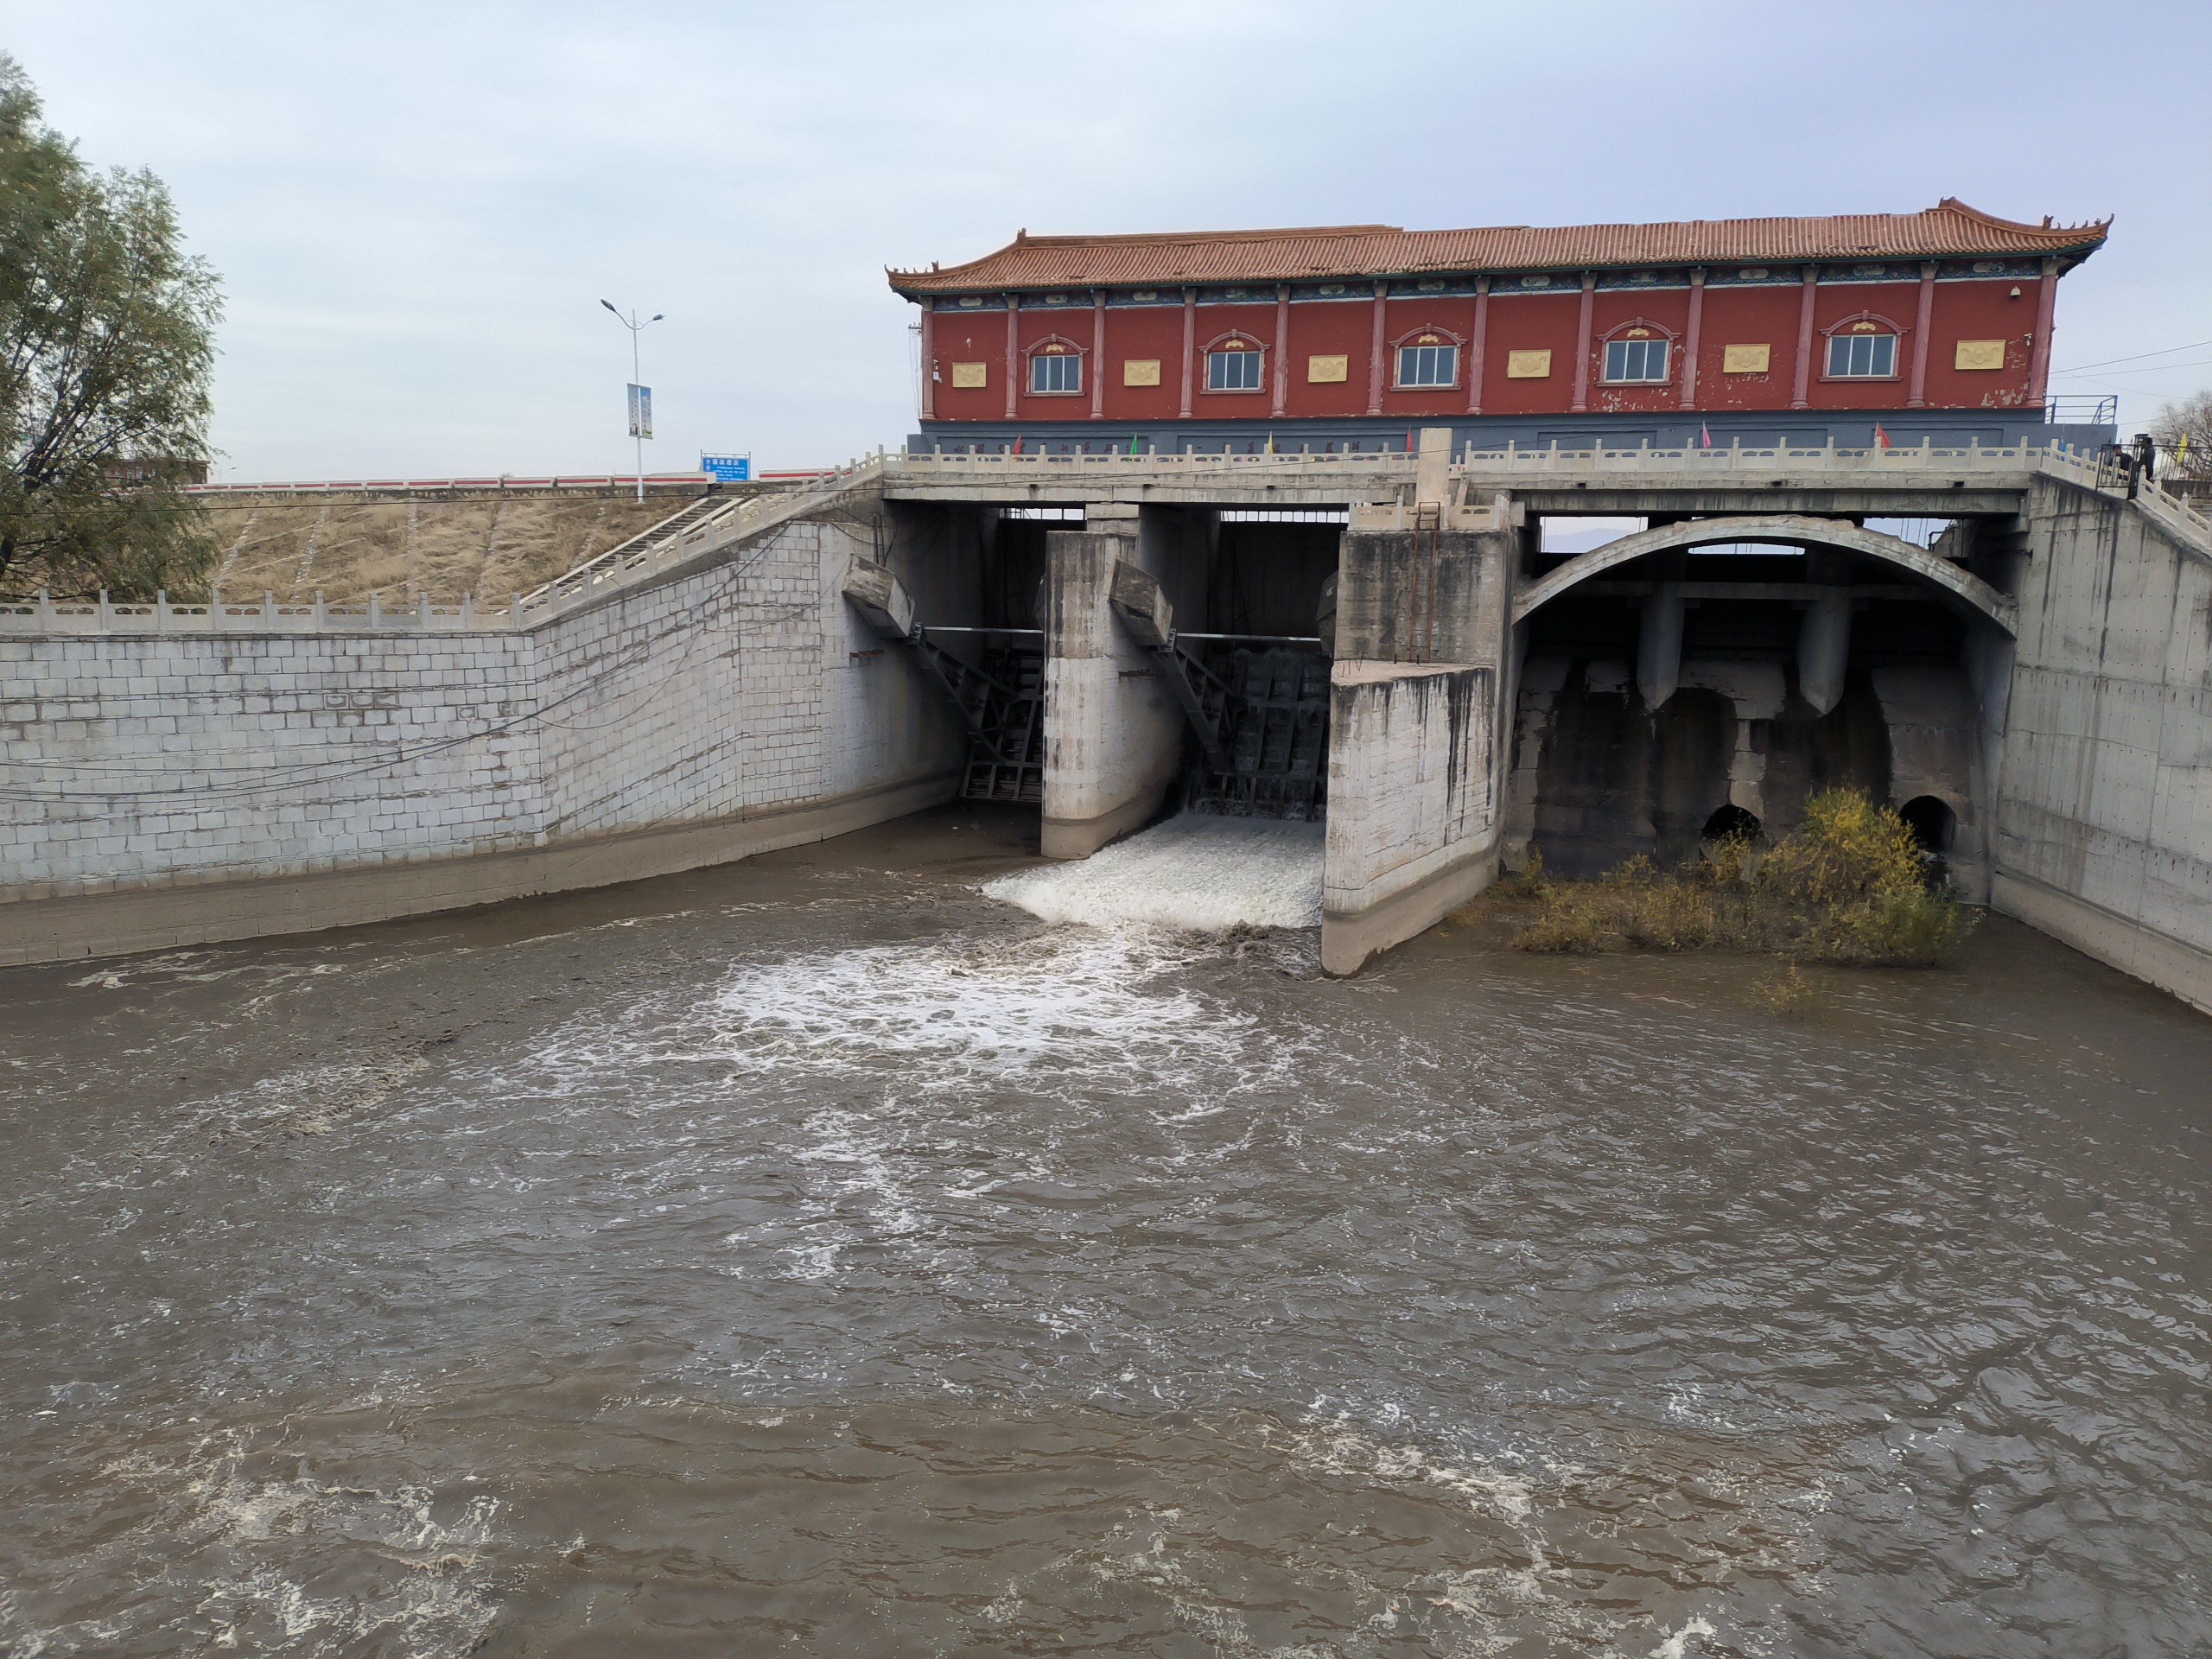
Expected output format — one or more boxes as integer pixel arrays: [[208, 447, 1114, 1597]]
[[701, 454, 751, 482]]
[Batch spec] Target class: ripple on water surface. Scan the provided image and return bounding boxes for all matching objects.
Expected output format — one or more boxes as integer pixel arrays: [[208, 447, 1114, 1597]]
[[3, 810, 2212, 1656]]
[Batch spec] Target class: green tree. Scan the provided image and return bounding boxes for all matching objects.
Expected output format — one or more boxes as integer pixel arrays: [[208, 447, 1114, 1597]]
[[0, 54, 221, 598]]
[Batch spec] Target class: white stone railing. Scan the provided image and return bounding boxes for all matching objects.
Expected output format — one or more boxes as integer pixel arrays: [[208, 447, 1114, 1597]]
[[890, 436, 2067, 485], [0, 590, 529, 636], [2034, 446, 2212, 560], [512, 451, 889, 620]]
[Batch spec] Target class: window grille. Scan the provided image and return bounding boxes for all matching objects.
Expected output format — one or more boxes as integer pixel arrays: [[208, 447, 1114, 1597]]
[[1206, 349, 1263, 391], [1826, 333, 1897, 378], [1396, 343, 1458, 387], [1029, 352, 1081, 394], [1602, 338, 1669, 383]]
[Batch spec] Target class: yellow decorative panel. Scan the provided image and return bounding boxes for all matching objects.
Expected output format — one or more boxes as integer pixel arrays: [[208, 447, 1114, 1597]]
[[1955, 339, 2007, 371], [1122, 358, 1161, 387], [1306, 353, 1349, 384], [950, 361, 988, 389], [1505, 349, 1552, 379], [1722, 343, 1770, 374]]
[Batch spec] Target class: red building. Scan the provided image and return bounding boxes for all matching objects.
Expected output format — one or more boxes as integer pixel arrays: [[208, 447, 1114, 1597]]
[[889, 200, 2110, 453]]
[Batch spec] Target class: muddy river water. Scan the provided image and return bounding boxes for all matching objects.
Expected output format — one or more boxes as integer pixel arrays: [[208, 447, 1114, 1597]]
[[3, 807, 2209, 1656]]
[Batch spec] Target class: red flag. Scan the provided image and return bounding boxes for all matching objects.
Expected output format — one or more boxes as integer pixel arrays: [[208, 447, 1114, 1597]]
[[1873, 423, 1891, 450], [1011, 433, 1023, 455], [1405, 428, 1414, 454]]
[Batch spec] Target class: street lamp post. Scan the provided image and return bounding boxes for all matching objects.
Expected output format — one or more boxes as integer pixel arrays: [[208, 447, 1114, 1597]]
[[601, 300, 664, 503]]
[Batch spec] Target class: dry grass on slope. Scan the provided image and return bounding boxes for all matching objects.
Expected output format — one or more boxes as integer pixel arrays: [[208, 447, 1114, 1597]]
[[193, 493, 695, 606]]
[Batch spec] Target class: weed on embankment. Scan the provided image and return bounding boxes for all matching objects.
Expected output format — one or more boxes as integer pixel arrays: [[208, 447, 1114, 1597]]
[[1503, 789, 1976, 968]]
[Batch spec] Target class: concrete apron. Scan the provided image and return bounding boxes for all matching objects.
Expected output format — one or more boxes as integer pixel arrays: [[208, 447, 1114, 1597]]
[[1039, 505, 1184, 860], [1994, 870, 2212, 1019], [0, 770, 959, 969]]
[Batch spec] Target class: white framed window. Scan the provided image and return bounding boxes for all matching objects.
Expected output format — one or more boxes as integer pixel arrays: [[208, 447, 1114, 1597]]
[[1396, 342, 1458, 388], [1206, 348, 1263, 391], [1029, 351, 1081, 394], [1826, 332, 1897, 378], [1603, 337, 1669, 383]]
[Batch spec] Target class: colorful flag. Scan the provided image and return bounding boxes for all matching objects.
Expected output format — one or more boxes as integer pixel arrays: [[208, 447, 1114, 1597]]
[[1011, 434, 1023, 455], [1873, 424, 1891, 450], [1129, 433, 1141, 456], [1699, 422, 1712, 449]]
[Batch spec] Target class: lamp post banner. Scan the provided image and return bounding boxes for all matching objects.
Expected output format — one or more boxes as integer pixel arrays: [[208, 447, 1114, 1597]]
[[627, 384, 652, 440]]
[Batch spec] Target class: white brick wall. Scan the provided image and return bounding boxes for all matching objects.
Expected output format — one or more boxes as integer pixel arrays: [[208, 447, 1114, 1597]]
[[0, 512, 952, 903]]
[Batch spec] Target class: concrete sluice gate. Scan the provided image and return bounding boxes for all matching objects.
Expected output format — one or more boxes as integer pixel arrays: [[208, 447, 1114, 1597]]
[[852, 440, 2064, 977], [10, 437, 2210, 1011], [850, 504, 1337, 836], [1508, 528, 2000, 893]]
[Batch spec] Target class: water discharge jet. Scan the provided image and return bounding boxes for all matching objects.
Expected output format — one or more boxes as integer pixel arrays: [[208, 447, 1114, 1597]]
[[984, 812, 1324, 933]]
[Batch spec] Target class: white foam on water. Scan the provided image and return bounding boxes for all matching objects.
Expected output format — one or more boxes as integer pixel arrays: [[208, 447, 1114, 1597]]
[[1651, 1615, 1719, 1657], [2, 1435, 508, 1658], [502, 924, 1279, 1114], [983, 814, 1324, 933], [700, 927, 1248, 1088]]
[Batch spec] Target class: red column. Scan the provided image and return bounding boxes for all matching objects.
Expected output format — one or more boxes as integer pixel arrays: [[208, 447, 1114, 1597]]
[[1466, 276, 1489, 416], [1570, 272, 1595, 412], [1004, 294, 1019, 421], [1678, 269, 1705, 411], [920, 300, 936, 421], [1791, 268, 1818, 409], [1090, 290, 1106, 420], [1907, 263, 1936, 408], [1270, 284, 1290, 417], [2026, 257, 2059, 410], [1179, 288, 1196, 419], [1366, 283, 1387, 416]]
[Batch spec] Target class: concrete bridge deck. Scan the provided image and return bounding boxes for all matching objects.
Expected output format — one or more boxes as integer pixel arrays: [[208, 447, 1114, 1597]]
[[883, 440, 2052, 518]]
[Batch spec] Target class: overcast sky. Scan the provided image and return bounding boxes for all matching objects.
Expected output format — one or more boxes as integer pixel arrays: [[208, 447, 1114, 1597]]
[[8, 1, 2208, 480]]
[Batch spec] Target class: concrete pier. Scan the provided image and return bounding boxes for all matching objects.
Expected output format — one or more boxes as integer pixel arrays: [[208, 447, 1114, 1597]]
[[1040, 504, 1185, 858], [1318, 494, 1518, 976]]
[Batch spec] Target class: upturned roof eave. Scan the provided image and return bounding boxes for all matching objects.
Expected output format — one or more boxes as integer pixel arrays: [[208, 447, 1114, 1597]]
[[886, 202, 2112, 299]]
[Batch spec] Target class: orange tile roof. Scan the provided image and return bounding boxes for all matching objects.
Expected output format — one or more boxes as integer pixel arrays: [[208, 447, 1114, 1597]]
[[888, 200, 2109, 296]]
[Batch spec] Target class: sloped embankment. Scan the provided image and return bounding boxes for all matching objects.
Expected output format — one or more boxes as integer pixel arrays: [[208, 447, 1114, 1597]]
[[188, 486, 756, 607]]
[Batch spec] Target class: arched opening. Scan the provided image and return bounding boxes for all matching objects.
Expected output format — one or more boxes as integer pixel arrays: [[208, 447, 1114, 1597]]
[[1701, 803, 1764, 842], [1897, 795, 1955, 855]]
